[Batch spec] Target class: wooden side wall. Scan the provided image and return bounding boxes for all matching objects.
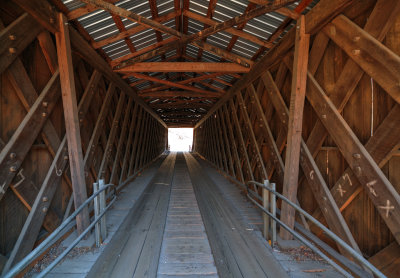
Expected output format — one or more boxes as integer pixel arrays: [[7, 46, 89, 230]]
[[0, 2, 166, 271], [194, 0, 400, 277]]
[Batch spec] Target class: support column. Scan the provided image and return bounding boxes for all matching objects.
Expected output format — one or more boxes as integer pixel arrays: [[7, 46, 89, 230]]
[[56, 13, 89, 234], [280, 15, 310, 240]]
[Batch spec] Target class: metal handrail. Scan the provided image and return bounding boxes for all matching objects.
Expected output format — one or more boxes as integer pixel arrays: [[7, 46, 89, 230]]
[[3, 183, 116, 278], [246, 180, 385, 278]]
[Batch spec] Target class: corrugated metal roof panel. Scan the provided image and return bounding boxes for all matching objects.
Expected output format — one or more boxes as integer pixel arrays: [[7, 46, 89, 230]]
[[62, 0, 320, 121]]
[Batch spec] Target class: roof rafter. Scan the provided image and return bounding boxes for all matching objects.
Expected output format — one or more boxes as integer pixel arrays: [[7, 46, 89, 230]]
[[139, 72, 226, 93], [195, 0, 218, 61], [80, 0, 296, 68], [184, 11, 273, 49], [130, 73, 220, 95], [140, 91, 221, 97], [115, 62, 250, 73]]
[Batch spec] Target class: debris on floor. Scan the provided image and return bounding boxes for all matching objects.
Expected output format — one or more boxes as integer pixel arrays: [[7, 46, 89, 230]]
[[24, 243, 96, 277]]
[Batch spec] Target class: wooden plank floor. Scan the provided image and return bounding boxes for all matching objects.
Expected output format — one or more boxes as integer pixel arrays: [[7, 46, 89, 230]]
[[184, 152, 289, 278], [157, 154, 218, 277], [87, 152, 176, 278], [87, 152, 288, 278]]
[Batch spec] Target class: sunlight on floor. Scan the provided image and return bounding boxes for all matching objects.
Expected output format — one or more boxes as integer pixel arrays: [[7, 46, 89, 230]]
[[168, 128, 193, 152]]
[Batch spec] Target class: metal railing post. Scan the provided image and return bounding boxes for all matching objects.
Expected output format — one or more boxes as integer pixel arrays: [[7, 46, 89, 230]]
[[99, 179, 107, 242], [271, 182, 276, 248], [3, 183, 116, 278], [262, 180, 270, 241], [93, 182, 101, 247], [246, 180, 386, 278]]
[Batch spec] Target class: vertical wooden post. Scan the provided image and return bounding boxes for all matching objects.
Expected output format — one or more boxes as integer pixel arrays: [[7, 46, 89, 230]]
[[56, 13, 89, 234], [280, 15, 310, 240]]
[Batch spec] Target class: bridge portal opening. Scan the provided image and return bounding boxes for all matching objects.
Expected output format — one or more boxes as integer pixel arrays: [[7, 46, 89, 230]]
[[168, 128, 193, 152]]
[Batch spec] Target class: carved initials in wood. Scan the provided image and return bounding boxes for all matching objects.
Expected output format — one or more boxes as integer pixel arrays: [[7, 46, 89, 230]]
[[0, 182, 5, 194], [379, 200, 395, 218], [366, 180, 378, 197], [337, 184, 346, 197], [12, 169, 25, 188], [309, 170, 314, 180], [342, 173, 352, 186]]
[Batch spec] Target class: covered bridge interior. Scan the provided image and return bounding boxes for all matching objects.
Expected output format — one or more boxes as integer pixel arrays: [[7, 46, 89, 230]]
[[0, 0, 399, 277]]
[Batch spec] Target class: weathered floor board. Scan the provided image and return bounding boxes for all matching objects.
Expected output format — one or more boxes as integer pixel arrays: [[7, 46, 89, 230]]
[[86, 152, 176, 278], [86, 152, 288, 278], [157, 153, 218, 277], [184, 152, 289, 278]]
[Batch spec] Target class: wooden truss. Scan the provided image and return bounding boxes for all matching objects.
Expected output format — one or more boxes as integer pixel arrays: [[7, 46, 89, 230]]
[[0, 0, 400, 277], [194, 0, 400, 276]]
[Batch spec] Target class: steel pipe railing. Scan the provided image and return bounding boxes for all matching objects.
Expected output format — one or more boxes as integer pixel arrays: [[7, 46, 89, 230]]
[[246, 180, 385, 278], [3, 182, 116, 278]]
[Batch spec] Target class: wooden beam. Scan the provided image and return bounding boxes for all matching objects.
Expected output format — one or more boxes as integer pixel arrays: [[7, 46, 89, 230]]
[[194, 0, 353, 129], [139, 91, 221, 98], [116, 62, 250, 73], [0, 72, 60, 202], [110, 98, 134, 185], [280, 15, 309, 240], [369, 242, 400, 277], [249, 0, 294, 5], [131, 73, 216, 95], [237, 92, 269, 180], [119, 103, 139, 184], [222, 104, 245, 183], [14, 0, 166, 128], [301, 0, 400, 221], [94, 11, 179, 49], [184, 10, 273, 49], [0, 13, 42, 75], [2, 68, 99, 274], [314, 104, 400, 217], [56, 13, 90, 234], [86, 0, 295, 68], [134, 113, 150, 172], [150, 102, 213, 109], [6, 64, 64, 232], [196, 81, 225, 94], [305, 0, 400, 159], [111, 14, 136, 53], [83, 83, 116, 181], [69, 27, 166, 127], [128, 108, 144, 176], [276, 7, 300, 20], [195, 0, 218, 61], [306, 72, 400, 245], [97, 93, 126, 181], [13, 0, 58, 33], [37, 31, 59, 74], [217, 110, 235, 176], [261, 71, 362, 255], [324, 15, 400, 104], [229, 99, 254, 181], [139, 73, 225, 93], [67, 0, 120, 20]]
